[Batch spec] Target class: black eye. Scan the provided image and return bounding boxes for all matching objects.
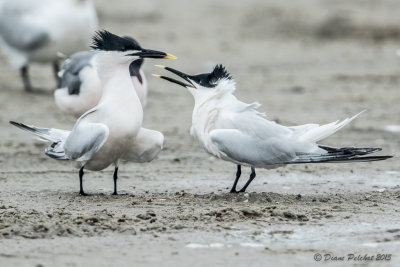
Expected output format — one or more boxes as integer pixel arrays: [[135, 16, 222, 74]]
[[206, 76, 215, 86]]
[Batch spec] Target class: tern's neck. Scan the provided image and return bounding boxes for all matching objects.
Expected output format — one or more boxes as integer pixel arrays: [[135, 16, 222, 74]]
[[190, 91, 237, 141], [191, 90, 236, 110], [93, 54, 143, 130], [95, 54, 131, 92], [94, 53, 142, 109], [189, 80, 236, 107]]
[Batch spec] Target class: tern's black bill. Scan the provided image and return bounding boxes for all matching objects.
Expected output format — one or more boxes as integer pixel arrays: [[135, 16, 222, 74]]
[[127, 49, 177, 59], [154, 66, 195, 88], [158, 75, 194, 88]]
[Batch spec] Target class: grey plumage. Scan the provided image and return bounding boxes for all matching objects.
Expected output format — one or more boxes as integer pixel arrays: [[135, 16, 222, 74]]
[[0, 5, 49, 52], [0, 0, 98, 91], [9, 121, 70, 160], [60, 51, 96, 95], [10, 111, 109, 164]]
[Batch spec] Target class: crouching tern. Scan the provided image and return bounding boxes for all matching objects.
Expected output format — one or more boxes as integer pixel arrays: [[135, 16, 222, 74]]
[[10, 30, 176, 195], [0, 0, 98, 91], [55, 36, 148, 118], [154, 64, 392, 193]]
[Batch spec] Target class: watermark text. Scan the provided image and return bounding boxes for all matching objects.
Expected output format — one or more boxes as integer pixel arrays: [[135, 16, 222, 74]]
[[314, 253, 391, 262]]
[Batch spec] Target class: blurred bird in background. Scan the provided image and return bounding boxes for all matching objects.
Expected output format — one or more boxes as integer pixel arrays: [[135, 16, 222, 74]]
[[55, 37, 148, 118], [154, 64, 392, 193], [0, 0, 98, 92]]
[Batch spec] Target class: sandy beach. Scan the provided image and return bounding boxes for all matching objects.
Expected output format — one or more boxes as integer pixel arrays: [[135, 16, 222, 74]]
[[0, 0, 399, 266]]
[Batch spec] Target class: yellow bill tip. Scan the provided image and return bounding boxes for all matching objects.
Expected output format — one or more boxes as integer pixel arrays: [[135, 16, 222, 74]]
[[163, 53, 177, 60], [152, 74, 162, 78], [155, 64, 166, 69]]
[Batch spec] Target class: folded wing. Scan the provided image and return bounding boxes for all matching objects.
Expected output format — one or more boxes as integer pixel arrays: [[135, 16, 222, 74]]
[[209, 129, 296, 166], [64, 123, 109, 162]]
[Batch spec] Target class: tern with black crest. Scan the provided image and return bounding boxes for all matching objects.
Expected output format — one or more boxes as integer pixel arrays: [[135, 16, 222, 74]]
[[154, 64, 391, 193], [10, 30, 175, 195]]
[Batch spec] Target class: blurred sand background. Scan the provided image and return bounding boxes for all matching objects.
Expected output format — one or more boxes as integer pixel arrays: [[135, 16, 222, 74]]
[[0, 0, 399, 266]]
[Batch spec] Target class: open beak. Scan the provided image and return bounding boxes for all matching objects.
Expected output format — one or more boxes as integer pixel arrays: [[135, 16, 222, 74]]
[[127, 49, 177, 59], [152, 65, 195, 88]]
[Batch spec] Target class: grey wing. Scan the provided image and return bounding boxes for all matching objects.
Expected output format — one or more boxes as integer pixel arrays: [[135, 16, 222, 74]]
[[0, 11, 49, 51], [64, 123, 109, 162], [60, 51, 95, 95], [216, 108, 292, 140], [209, 129, 296, 167]]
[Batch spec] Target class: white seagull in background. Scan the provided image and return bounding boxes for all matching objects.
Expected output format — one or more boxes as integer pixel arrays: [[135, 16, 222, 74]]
[[10, 30, 175, 195], [154, 64, 391, 193], [54, 37, 148, 118], [0, 0, 98, 92]]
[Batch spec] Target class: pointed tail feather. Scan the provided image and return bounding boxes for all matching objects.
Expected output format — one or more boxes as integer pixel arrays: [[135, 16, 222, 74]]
[[298, 111, 365, 143], [10, 121, 54, 142], [10, 121, 70, 161], [10, 121, 69, 142]]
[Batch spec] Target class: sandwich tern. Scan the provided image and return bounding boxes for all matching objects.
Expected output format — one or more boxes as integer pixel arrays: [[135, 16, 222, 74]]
[[10, 30, 175, 195], [55, 37, 147, 118], [0, 0, 98, 91], [154, 64, 391, 193]]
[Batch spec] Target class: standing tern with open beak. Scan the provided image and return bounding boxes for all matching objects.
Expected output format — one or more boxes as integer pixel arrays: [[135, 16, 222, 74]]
[[154, 64, 391, 193], [9, 30, 176, 195]]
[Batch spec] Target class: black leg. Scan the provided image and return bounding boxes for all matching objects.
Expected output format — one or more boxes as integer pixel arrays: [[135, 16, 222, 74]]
[[238, 167, 256, 193], [52, 60, 61, 88], [230, 165, 241, 193], [79, 167, 87, 196], [20, 65, 33, 92], [113, 167, 118, 195]]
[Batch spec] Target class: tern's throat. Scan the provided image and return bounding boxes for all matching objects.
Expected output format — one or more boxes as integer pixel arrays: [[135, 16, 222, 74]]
[[94, 53, 143, 124], [191, 88, 236, 112], [190, 92, 233, 141], [95, 53, 129, 82], [94, 53, 135, 96], [188, 78, 236, 107]]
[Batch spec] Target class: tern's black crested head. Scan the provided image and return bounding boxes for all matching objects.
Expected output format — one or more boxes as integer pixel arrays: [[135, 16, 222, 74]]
[[189, 64, 232, 88], [91, 30, 141, 52], [122, 36, 141, 49], [209, 64, 232, 83]]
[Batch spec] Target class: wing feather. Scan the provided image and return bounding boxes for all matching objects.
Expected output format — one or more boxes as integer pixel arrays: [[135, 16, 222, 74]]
[[209, 129, 296, 166], [64, 123, 109, 162]]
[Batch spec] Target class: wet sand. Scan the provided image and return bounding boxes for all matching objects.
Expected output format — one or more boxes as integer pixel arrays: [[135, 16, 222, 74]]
[[0, 0, 399, 266]]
